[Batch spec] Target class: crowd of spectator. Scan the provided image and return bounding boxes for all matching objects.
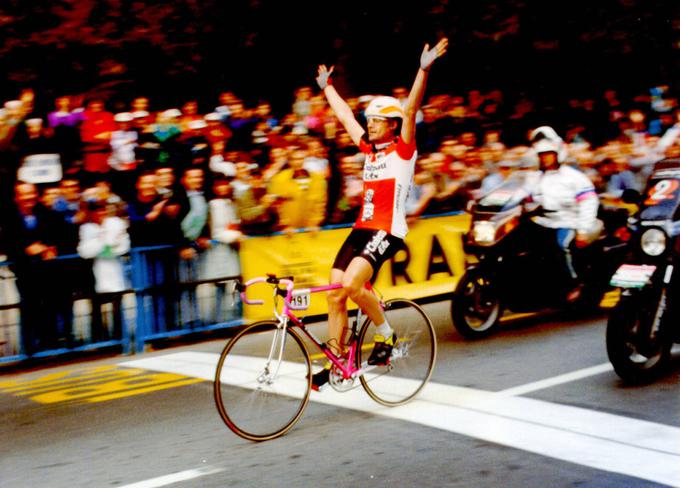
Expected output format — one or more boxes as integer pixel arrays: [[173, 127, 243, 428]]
[[2, 84, 680, 250], [1, 82, 679, 353]]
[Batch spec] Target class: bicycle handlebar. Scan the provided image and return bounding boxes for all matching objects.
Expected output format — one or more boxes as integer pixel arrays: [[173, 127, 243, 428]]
[[238, 276, 295, 307]]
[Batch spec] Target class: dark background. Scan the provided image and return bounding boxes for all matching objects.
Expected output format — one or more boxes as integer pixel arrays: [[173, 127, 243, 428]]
[[0, 0, 678, 113]]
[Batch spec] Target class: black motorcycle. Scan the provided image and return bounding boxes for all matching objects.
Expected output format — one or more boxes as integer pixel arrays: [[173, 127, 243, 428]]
[[452, 174, 629, 339], [606, 158, 680, 383]]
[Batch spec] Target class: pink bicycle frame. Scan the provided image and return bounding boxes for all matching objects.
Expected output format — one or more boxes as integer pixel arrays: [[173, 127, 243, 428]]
[[240, 277, 381, 380]]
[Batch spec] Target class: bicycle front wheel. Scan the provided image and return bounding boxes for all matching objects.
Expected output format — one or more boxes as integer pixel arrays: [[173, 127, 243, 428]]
[[358, 299, 436, 406], [214, 320, 311, 441]]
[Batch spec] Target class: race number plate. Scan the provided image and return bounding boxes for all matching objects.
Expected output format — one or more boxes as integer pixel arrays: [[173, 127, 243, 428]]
[[290, 289, 311, 310], [610, 264, 656, 288]]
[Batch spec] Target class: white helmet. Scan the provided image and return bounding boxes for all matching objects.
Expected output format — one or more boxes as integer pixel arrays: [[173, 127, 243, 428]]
[[365, 96, 404, 119], [530, 125, 561, 143], [530, 125, 567, 163], [533, 138, 561, 155]]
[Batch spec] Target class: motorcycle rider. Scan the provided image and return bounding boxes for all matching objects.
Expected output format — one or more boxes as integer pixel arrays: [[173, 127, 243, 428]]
[[529, 126, 600, 302]]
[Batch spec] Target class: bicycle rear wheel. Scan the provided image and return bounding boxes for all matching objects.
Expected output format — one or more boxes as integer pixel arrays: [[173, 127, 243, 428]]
[[358, 299, 436, 406], [214, 320, 311, 441]]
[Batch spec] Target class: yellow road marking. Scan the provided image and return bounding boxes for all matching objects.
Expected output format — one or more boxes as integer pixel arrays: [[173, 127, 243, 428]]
[[84, 378, 204, 403], [4, 369, 143, 395], [0, 365, 117, 390], [28, 373, 204, 404], [0, 365, 205, 404]]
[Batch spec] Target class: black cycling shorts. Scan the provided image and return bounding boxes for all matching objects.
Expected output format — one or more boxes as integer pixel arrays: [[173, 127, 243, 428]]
[[332, 228, 404, 277]]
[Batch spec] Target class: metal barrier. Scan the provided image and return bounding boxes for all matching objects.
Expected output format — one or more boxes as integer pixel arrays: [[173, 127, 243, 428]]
[[0, 242, 243, 363], [130, 243, 242, 353], [0, 254, 134, 363], [0, 265, 21, 360], [0, 212, 468, 366]]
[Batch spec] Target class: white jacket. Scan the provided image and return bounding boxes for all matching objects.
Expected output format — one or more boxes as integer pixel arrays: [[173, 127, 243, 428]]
[[658, 123, 680, 152], [209, 198, 242, 244], [78, 217, 130, 293], [531, 165, 599, 234], [108, 130, 138, 171]]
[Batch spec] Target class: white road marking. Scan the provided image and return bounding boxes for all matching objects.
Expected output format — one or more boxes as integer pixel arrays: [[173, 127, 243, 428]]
[[495, 344, 680, 398], [121, 352, 680, 487], [118, 466, 224, 488], [496, 363, 614, 397]]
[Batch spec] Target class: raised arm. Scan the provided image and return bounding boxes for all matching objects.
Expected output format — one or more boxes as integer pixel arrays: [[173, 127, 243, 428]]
[[401, 38, 448, 145], [316, 65, 365, 146]]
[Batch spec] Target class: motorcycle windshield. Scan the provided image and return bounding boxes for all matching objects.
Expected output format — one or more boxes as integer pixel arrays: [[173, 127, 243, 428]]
[[640, 170, 680, 221], [476, 176, 530, 212]]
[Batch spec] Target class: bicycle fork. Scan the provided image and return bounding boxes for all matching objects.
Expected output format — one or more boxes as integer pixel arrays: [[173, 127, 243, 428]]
[[258, 320, 288, 386]]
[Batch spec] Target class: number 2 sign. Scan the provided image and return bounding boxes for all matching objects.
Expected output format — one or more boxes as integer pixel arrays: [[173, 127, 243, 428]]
[[645, 179, 680, 206]]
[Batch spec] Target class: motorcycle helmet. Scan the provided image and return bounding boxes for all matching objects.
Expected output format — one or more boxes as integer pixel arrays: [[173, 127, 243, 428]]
[[530, 126, 567, 163], [365, 96, 404, 119], [533, 138, 561, 155], [530, 126, 561, 144]]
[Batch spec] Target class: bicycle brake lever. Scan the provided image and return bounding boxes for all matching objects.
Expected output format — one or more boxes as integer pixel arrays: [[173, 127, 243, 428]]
[[231, 281, 244, 307]]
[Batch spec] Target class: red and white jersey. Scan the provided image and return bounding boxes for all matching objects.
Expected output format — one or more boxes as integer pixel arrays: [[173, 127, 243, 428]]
[[355, 136, 417, 238]]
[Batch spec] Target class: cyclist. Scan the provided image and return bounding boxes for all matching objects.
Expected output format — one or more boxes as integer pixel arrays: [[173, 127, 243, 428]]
[[313, 38, 448, 390]]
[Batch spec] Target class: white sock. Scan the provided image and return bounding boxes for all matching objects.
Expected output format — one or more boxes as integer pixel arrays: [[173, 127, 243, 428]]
[[375, 320, 393, 339]]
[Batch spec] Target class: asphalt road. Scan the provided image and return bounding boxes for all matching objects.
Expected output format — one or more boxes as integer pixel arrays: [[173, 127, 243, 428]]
[[2, 301, 679, 488]]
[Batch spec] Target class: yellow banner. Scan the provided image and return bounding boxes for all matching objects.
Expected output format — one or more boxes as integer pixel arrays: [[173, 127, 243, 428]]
[[239, 214, 471, 321]]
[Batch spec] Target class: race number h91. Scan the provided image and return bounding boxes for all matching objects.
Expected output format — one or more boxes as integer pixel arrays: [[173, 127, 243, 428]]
[[290, 289, 311, 310]]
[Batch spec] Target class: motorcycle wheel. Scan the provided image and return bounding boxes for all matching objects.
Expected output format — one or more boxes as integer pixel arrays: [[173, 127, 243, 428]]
[[451, 269, 502, 339], [606, 291, 672, 384]]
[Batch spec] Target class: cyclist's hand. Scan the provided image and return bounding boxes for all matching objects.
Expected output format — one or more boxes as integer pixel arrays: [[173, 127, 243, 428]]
[[420, 38, 449, 71], [316, 65, 334, 90]]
